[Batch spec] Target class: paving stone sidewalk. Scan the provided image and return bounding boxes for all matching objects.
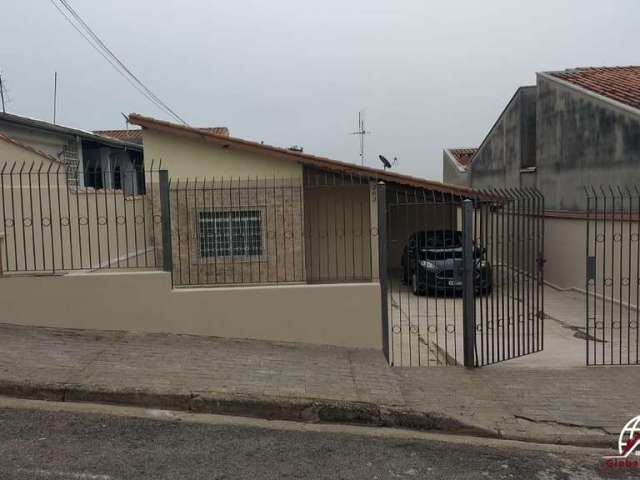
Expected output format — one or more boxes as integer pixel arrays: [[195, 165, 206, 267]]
[[1, 321, 639, 447]]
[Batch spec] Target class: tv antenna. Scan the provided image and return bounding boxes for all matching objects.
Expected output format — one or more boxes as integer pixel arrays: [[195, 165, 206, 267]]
[[53, 72, 58, 124], [350, 111, 371, 166], [0, 73, 5, 113]]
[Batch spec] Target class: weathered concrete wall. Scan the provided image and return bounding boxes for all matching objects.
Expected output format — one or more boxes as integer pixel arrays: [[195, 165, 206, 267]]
[[536, 74, 640, 212], [0, 271, 382, 349], [442, 151, 469, 187], [470, 86, 537, 190]]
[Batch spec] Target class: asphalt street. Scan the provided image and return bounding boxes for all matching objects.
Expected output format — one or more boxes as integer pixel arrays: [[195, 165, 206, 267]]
[[0, 401, 635, 480]]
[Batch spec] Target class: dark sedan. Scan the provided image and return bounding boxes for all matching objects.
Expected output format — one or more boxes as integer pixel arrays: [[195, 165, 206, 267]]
[[400, 230, 492, 295]]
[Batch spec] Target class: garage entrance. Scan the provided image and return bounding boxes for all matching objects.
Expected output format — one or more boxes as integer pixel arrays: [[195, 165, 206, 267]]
[[377, 185, 545, 368]]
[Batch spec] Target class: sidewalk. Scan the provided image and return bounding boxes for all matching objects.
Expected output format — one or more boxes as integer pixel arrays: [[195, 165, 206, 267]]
[[0, 321, 638, 447]]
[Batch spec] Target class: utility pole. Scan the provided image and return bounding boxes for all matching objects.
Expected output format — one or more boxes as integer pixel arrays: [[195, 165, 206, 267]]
[[53, 72, 58, 124], [350, 111, 371, 166], [0, 73, 5, 113]]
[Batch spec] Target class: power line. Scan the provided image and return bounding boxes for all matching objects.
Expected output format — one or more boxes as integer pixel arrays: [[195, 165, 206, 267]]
[[49, 0, 188, 125], [48, 0, 171, 117], [56, 0, 185, 124]]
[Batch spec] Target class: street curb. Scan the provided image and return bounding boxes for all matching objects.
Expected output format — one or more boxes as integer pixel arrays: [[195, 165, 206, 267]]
[[0, 380, 614, 448]]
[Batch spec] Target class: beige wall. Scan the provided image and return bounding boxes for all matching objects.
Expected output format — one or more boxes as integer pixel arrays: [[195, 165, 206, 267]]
[[303, 184, 372, 282], [143, 129, 302, 179], [0, 137, 60, 167], [0, 271, 382, 349], [0, 179, 155, 272], [544, 216, 586, 291]]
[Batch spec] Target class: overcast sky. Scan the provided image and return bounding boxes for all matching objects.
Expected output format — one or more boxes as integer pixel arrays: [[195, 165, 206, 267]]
[[1, 0, 639, 180]]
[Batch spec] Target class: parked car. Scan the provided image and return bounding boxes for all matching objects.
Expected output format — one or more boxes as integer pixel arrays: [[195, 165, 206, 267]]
[[400, 230, 492, 296]]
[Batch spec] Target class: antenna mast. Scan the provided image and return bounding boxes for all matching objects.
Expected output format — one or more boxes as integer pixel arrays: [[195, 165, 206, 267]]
[[350, 111, 370, 166], [0, 73, 5, 113], [53, 72, 58, 124]]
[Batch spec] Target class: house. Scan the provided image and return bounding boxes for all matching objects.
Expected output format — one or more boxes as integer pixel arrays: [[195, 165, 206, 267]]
[[444, 66, 640, 291], [0, 109, 476, 352], [442, 148, 476, 187], [0, 112, 144, 194], [127, 113, 468, 289]]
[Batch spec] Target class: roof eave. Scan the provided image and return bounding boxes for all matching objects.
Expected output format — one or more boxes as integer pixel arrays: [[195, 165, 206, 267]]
[[0, 112, 143, 151], [128, 113, 472, 196]]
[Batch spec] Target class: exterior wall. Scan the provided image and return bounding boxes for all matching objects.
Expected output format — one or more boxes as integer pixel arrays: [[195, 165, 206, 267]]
[[442, 151, 469, 187], [536, 75, 640, 212], [170, 178, 305, 286], [543, 216, 586, 290], [0, 121, 68, 159], [303, 183, 372, 282], [470, 86, 537, 190], [142, 128, 303, 179], [0, 175, 154, 272], [0, 271, 382, 349], [0, 137, 59, 167]]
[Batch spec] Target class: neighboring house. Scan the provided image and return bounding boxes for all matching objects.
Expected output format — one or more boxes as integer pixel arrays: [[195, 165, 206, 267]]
[[442, 148, 476, 187], [94, 126, 229, 145], [445, 66, 640, 290], [0, 112, 144, 194], [128, 113, 467, 287]]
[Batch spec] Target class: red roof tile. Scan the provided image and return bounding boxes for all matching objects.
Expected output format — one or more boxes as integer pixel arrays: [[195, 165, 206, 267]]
[[95, 127, 229, 143], [94, 129, 144, 143], [128, 113, 471, 195], [448, 148, 477, 168], [549, 66, 640, 110]]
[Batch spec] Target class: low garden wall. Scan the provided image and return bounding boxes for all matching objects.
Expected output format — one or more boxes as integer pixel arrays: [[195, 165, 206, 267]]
[[0, 271, 382, 349]]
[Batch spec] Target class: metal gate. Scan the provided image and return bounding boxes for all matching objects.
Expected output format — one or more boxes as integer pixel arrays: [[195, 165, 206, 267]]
[[585, 187, 640, 366], [378, 185, 544, 367]]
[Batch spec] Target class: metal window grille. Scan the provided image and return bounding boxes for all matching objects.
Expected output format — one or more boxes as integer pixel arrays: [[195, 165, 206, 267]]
[[199, 210, 262, 258]]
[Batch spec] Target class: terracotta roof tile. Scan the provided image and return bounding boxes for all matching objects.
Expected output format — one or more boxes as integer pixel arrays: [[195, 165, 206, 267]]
[[128, 113, 471, 195], [93, 129, 144, 143], [95, 126, 229, 143], [549, 66, 640, 110], [448, 148, 477, 168]]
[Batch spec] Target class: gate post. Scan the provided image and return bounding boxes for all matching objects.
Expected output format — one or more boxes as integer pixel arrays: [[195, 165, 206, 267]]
[[462, 199, 476, 368], [158, 170, 173, 273], [376, 182, 390, 363]]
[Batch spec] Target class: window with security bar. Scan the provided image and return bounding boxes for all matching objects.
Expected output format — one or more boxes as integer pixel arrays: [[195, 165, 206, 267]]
[[199, 210, 263, 258]]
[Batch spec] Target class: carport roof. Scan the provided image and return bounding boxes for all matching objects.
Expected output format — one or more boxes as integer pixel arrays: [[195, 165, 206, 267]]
[[128, 113, 471, 196]]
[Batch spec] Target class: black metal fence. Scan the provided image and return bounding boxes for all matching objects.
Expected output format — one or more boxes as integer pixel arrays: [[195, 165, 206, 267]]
[[471, 189, 544, 367], [586, 187, 640, 366], [380, 185, 544, 368], [0, 161, 165, 273], [168, 171, 374, 287]]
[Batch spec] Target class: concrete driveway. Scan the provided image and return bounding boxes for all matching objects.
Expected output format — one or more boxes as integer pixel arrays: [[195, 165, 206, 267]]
[[387, 276, 600, 369]]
